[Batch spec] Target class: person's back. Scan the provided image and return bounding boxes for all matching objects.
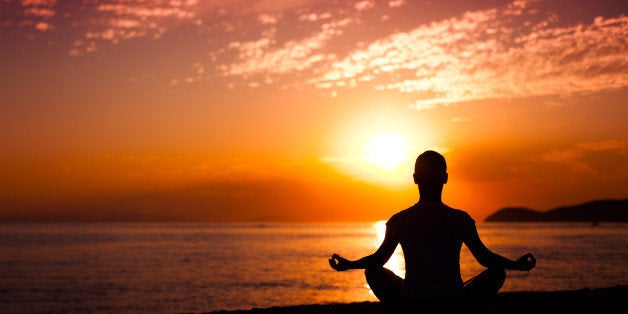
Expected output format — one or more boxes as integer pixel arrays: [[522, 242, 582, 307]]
[[388, 202, 475, 300], [329, 150, 536, 313]]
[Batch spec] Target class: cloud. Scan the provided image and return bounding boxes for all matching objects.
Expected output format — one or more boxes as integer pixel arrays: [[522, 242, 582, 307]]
[[24, 7, 55, 18], [34, 21, 52, 31], [199, 0, 626, 104], [308, 1, 627, 108], [67, 0, 199, 56], [219, 18, 353, 78], [52, 0, 328, 57], [110, 19, 142, 28], [299, 12, 331, 22], [19, 0, 57, 31], [543, 140, 628, 174], [21, 0, 56, 5], [258, 13, 279, 25], [354, 1, 374, 12], [7, 0, 627, 98], [388, 0, 405, 8]]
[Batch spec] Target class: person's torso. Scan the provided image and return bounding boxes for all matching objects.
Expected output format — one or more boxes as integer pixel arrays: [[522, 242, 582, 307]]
[[387, 203, 474, 300]]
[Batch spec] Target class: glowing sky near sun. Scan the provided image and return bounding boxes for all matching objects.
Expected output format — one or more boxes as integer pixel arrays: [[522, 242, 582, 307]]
[[1, 0, 626, 222]]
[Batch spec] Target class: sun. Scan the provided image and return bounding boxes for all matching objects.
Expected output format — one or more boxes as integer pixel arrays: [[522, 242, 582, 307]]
[[362, 132, 411, 170]]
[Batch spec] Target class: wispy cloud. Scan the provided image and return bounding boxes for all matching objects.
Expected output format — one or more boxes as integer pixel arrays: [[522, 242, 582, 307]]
[[299, 12, 331, 22], [6, 0, 627, 100], [19, 0, 57, 31], [388, 0, 405, 8], [219, 18, 352, 80], [354, 1, 375, 12], [200, 0, 627, 104], [24, 7, 55, 18], [543, 140, 628, 174], [69, 0, 200, 56], [310, 1, 627, 108]]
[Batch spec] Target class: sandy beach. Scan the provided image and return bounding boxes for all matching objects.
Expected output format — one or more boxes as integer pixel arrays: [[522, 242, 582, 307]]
[[206, 285, 627, 314]]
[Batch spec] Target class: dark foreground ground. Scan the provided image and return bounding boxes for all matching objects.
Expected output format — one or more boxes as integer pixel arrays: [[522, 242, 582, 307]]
[[205, 285, 627, 314]]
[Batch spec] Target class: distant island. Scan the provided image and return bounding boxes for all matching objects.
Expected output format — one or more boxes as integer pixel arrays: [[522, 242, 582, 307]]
[[484, 199, 628, 222]]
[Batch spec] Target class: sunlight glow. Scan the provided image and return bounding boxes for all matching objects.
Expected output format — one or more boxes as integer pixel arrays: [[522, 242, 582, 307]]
[[362, 132, 410, 170], [322, 105, 443, 188]]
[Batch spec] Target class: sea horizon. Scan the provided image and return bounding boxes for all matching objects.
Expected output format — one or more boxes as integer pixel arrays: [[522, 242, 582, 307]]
[[1, 221, 626, 312]]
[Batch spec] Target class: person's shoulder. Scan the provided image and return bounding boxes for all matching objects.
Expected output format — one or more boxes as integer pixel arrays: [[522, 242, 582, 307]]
[[444, 205, 475, 223], [387, 204, 417, 223]]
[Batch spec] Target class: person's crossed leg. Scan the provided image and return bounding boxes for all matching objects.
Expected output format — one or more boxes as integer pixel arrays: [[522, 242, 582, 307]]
[[365, 265, 505, 313]]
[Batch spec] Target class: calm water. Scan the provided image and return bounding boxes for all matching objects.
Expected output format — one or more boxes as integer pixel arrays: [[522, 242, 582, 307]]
[[0, 222, 626, 313]]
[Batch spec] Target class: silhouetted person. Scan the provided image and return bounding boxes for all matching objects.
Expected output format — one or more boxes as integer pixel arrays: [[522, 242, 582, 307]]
[[329, 150, 536, 313]]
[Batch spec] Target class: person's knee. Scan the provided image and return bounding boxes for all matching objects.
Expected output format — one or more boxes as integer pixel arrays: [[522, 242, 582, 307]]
[[487, 267, 506, 290], [365, 264, 395, 290], [488, 267, 506, 282], [364, 264, 382, 281]]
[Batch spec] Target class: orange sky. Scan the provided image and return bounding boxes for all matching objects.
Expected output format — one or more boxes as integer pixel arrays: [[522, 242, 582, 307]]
[[1, 0, 627, 222]]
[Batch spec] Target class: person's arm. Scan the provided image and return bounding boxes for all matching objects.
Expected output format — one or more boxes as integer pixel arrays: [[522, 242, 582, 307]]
[[329, 225, 398, 271], [465, 226, 536, 271]]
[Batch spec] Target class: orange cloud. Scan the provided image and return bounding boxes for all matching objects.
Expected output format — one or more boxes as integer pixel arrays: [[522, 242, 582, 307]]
[[388, 0, 405, 8], [24, 7, 55, 18], [311, 4, 627, 108], [64, 1, 199, 56], [194, 0, 626, 104], [299, 12, 331, 22], [8, 0, 627, 96], [220, 18, 352, 78], [34, 21, 52, 31], [543, 140, 628, 174], [21, 0, 56, 6], [19, 0, 57, 32], [354, 1, 374, 12]]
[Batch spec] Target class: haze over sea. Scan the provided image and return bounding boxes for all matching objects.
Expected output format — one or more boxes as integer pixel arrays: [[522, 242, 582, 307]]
[[1, 222, 626, 313]]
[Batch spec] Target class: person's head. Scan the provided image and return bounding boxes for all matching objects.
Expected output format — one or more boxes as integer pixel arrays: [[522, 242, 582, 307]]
[[413, 150, 448, 188]]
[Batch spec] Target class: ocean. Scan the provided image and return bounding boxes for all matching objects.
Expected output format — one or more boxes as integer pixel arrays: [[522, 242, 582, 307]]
[[0, 222, 626, 313]]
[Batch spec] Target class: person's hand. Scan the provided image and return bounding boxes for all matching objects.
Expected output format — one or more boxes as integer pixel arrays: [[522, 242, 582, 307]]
[[515, 253, 536, 271], [329, 253, 352, 271]]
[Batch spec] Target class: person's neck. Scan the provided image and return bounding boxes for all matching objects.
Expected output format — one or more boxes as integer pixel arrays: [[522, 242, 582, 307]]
[[417, 186, 443, 204], [417, 196, 442, 204]]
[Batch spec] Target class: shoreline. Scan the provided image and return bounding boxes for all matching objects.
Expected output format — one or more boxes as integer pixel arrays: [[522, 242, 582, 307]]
[[205, 285, 627, 314]]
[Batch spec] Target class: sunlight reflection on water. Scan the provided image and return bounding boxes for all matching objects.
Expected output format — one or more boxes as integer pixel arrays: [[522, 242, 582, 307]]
[[374, 220, 405, 278]]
